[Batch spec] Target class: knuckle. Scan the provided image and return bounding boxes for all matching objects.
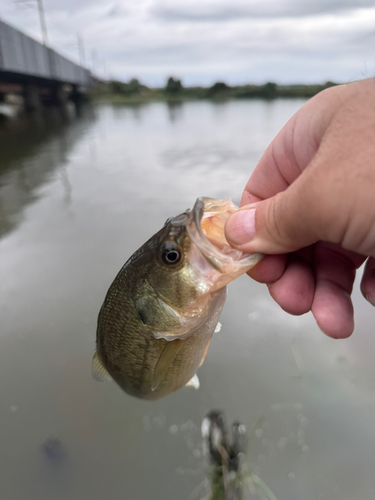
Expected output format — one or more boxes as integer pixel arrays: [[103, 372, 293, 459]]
[[264, 194, 290, 246]]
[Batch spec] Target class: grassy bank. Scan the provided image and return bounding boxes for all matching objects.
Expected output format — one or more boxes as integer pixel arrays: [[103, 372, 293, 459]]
[[91, 79, 338, 104]]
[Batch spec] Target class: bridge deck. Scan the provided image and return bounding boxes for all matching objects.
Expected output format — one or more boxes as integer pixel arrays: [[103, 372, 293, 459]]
[[0, 20, 91, 87]]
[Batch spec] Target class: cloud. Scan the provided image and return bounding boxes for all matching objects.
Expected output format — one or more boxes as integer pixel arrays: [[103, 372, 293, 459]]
[[152, 0, 375, 21], [0, 0, 374, 85]]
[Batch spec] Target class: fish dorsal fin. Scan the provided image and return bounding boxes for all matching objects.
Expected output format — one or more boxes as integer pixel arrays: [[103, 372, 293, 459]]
[[185, 374, 200, 389], [92, 351, 112, 383], [152, 339, 184, 391]]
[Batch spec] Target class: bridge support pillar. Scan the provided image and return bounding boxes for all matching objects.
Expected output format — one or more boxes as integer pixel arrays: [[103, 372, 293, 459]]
[[51, 83, 69, 107], [70, 84, 84, 105], [23, 83, 42, 112]]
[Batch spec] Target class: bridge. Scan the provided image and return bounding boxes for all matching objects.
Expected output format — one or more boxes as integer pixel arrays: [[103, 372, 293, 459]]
[[0, 19, 93, 110]]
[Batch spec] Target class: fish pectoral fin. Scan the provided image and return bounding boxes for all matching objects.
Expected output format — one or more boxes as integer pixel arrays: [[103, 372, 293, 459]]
[[185, 374, 200, 390], [152, 339, 184, 391], [92, 351, 113, 383]]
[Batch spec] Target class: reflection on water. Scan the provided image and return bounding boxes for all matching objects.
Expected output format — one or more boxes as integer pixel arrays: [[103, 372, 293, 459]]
[[166, 101, 184, 123], [0, 105, 95, 238], [0, 100, 374, 500]]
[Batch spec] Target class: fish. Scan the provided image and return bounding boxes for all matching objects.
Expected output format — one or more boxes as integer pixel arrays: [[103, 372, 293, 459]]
[[93, 197, 262, 400]]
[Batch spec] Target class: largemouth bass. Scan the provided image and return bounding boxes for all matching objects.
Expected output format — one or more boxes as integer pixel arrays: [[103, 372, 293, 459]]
[[93, 197, 262, 400]]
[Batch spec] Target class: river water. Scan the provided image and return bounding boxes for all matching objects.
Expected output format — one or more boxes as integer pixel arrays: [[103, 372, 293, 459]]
[[0, 100, 374, 500]]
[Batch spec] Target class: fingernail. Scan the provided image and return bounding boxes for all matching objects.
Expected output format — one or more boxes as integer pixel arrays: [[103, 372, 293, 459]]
[[225, 209, 256, 246], [365, 293, 375, 307]]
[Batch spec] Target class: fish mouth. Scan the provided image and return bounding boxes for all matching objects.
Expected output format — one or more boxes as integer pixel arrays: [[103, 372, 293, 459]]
[[186, 197, 263, 286]]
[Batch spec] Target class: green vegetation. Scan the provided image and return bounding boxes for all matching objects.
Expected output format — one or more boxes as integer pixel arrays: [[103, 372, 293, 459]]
[[165, 76, 183, 93], [91, 76, 338, 104], [107, 78, 143, 95]]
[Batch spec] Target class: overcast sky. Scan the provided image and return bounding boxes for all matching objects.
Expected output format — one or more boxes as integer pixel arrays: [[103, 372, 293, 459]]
[[1, 0, 374, 86]]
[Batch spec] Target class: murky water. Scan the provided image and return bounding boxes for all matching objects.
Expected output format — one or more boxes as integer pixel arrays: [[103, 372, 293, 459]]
[[0, 100, 374, 500]]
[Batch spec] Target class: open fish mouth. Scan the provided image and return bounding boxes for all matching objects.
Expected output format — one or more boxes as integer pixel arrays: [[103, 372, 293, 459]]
[[186, 197, 263, 289]]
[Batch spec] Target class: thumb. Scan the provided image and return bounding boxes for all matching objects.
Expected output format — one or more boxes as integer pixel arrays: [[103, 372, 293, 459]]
[[225, 172, 334, 255]]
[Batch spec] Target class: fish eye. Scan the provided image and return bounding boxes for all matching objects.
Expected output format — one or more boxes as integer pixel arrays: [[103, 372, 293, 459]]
[[161, 242, 183, 266]]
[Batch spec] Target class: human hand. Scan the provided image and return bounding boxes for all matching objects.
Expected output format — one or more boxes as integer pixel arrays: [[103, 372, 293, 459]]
[[225, 78, 375, 339]]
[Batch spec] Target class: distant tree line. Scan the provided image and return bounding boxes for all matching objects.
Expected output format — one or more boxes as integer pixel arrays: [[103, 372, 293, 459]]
[[204, 80, 337, 99], [95, 76, 338, 101]]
